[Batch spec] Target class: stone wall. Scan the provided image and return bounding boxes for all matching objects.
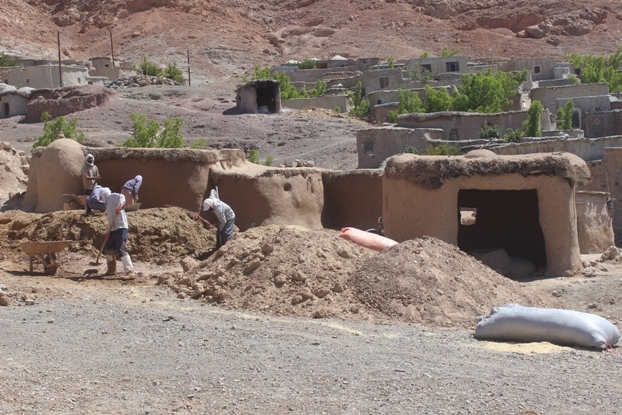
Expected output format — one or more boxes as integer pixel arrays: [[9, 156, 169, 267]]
[[357, 127, 444, 168]]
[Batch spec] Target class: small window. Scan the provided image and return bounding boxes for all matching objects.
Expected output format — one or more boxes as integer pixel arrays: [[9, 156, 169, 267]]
[[421, 64, 432, 72], [379, 77, 389, 89], [78, 77, 81, 84], [534, 66, 541, 74], [105, 64, 110, 68], [449, 129, 459, 140], [460, 207, 477, 226], [362, 140, 374, 153], [26, 79, 29, 84], [3, 103, 9, 116], [575, 68, 582, 76], [3, 79, 7, 84], [446, 62, 459, 72], [377, 99, 382, 105]]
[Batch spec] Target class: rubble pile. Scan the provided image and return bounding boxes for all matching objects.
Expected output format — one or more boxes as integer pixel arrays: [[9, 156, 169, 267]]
[[106, 75, 182, 89]]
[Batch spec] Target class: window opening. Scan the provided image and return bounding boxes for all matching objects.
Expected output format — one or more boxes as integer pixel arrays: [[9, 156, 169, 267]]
[[379, 77, 389, 89], [457, 189, 546, 266], [446, 62, 459, 72]]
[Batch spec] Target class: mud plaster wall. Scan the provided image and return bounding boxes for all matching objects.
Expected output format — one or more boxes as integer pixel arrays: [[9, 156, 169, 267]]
[[23, 139, 84, 212], [321, 170, 383, 230], [575, 191, 615, 254], [208, 168, 324, 231], [382, 155, 584, 277], [580, 148, 622, 231], [23, 144, 243, 213]]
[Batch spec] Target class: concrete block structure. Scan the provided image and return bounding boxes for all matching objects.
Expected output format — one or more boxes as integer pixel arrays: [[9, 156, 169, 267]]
[[235, 80, 281, 114]]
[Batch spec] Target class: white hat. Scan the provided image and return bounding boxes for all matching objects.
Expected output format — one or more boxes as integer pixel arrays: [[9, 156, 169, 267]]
[[202, 198, 216, 211], [100, 187, 111, 202]]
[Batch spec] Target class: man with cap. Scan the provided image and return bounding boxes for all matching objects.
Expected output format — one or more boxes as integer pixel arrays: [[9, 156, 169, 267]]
[[82, 153, 101, 195], [121, 175, 143, 206], [100, 188, 135, 278], [202, 191, 235, 247]]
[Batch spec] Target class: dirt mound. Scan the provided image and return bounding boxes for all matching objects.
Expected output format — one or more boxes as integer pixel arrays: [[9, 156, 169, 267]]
[[0, 207, 215, 262], [159, 225, 377, 319], [0, 142, 29, 206], [159, 227, 559, 327], [351, 237, 561, 328]]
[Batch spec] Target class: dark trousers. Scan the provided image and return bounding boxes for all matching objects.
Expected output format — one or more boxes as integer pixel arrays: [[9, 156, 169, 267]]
[[216, 219, 235, 247], [86, 196, 106, 212], [104, 228, 129, 259]]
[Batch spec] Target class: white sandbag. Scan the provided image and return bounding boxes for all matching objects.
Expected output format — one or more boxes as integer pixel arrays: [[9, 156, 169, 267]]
[[475, 304, 621, 349]]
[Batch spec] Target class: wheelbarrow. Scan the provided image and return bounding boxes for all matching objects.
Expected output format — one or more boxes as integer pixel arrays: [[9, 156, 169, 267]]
[[62, 194, 88, 211], [20, 241, 71, 275]]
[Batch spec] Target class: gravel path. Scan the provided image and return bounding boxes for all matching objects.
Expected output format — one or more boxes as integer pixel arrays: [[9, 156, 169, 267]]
[[2, 277, 621, 415]]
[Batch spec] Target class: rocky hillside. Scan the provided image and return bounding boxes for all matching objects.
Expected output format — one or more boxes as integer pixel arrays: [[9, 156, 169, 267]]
[[1, 0, 621, 84]]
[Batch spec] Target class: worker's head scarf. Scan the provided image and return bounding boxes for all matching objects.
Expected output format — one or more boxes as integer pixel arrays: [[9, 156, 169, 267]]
[[202, 197, 218, 211], [135, 175, 142, 183], [85, 153, 95, 166], [100, 187, 111, 203]]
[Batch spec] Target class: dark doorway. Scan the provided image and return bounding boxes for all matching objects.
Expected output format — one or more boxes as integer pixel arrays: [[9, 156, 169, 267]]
[[3, 103, 8, 116], [256, 82, 279, 113], [457, 189, 546, 265]]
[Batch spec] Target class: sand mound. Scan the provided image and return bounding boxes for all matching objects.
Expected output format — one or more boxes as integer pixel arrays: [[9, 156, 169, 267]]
[[351, 237, 561, 328], [0, 142, 29, 206], [160, 225, 376, 319], [0, 207, 215, 262]]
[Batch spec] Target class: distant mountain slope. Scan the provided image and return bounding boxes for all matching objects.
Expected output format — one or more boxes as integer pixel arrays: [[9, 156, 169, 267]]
[[1, 0, 621, 83]]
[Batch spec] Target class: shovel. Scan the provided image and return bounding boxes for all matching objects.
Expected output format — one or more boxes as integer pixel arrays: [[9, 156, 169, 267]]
[[90, 225, 111, 266]]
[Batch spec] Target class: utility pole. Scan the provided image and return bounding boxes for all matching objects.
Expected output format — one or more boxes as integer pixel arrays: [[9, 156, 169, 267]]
[[110, 28, 115, 67], [57, 31, 62, 88], [187, 50, 191, 87]]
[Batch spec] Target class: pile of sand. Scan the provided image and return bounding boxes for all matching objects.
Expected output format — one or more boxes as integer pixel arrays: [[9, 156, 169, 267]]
[[161, 228, 560, 327], [0, 207, 215, 262], [351, 237, 561, 328], [159, 225, 376, 319]]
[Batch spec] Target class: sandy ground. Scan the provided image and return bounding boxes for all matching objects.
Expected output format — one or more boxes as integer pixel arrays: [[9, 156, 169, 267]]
[[1, 206, 622, 414], [1, 260, 622, 415]]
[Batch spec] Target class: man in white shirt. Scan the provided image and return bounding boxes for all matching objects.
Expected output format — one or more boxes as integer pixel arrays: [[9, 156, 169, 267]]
[[85, 185, 108, 215], [202, 192, 236, 248], [100, 188, 135, 278]]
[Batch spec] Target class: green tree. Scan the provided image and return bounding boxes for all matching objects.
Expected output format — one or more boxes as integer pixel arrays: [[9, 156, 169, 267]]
[[504, 127, 524, 143], [557, 100, 575, 130], [452, 69, 527, 113], [525, 100, 543, 137], [191, 138, 207, 149], [348, 81, 370, 118], [424, 143, 460, 156], [403, 65, 431, 83], [298, 59, 316, 70], [139, 56, 163, 77], [420, 52, 429, 58], [309, 79, 327, 98], [568, 47, 622, 93], [247, 149, 273, 166], [387, 110, 399, 123], [164, 62, 184, 83], [423, 85, 453, 112], [397, 88, 424, 114], [0, 52, 17, 67], [441, 47, 460, 57], [124, 113, 184, 148], [387, 56, 395, 69], [480, 124, 501, 140], [33, 112, 86, 148]]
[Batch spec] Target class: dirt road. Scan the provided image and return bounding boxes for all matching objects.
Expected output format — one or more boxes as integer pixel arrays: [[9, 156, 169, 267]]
[[1, 268, 622, 415]]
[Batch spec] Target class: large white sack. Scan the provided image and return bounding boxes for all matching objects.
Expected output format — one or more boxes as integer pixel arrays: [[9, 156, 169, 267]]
[[475, 304, 620, 349]]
